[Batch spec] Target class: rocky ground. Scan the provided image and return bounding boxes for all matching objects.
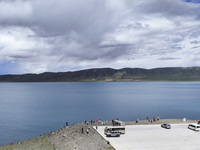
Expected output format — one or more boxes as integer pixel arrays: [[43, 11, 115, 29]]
[[49, 123, 114, 150], [0, 119, 195, 150]]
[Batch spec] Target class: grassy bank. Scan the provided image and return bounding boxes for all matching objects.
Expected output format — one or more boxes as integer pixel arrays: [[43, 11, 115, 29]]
[[0, 133, 54, 150]]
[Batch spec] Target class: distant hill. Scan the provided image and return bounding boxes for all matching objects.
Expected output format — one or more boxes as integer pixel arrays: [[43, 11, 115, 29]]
[[1, 67, 200, 82]]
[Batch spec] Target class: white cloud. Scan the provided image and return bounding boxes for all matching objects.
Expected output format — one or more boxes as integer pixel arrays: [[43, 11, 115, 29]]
[[0, 0, 200, 74]]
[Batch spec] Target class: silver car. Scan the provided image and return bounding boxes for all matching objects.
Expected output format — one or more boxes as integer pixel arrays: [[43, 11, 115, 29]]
[[161, 124, 171, 129]]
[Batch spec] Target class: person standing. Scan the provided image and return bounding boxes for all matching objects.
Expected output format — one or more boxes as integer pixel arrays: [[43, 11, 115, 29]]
[[82, 128, 84, 133]]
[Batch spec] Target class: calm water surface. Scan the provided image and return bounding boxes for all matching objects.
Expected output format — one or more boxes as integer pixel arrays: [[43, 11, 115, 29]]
[[0, 82, 200, 145]]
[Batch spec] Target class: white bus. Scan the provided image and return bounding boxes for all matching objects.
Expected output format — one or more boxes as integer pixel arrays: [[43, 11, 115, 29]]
[[188, 123, 200, 131], [104, 126, 125, 134]]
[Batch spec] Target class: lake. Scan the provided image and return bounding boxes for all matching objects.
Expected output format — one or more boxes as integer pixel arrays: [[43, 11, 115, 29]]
[[0, 82, 200, 145]]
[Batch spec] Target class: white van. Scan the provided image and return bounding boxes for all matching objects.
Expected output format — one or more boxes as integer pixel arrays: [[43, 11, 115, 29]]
[[106, 131, 120, 137], [188, 123, 200, 131]]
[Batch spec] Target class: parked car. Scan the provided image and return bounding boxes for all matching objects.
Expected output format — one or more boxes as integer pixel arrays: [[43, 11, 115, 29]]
[[161, 124, 171, 129], [188, 123, 200, 131], [106, 131, 120, 137]]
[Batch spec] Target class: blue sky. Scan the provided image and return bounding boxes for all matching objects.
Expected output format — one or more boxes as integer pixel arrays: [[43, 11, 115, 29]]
[[0, 0, 200, 74], [183, 0, 200, 3]]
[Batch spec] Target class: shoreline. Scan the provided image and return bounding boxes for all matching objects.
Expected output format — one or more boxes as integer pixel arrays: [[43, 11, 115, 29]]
[[0, 119, 197, 150]]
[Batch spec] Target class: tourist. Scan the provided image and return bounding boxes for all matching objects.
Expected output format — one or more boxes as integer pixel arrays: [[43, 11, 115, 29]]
[[81, 128, 84, 133]]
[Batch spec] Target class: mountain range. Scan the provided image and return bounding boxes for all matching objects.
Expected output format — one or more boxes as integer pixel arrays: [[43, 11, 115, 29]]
[[0, 67, 200, 82]]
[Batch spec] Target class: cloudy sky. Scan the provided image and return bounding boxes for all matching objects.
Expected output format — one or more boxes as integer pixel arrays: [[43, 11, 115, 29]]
[[0, 0, 200, 74]]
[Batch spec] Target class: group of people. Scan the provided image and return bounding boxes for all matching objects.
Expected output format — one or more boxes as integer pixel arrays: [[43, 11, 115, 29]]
[[135, 117, 160, 123], [82, 118, 102, 134], [84, 118, 101, 125], [147, 116, 160, 122], [81, 126, 91, 134]]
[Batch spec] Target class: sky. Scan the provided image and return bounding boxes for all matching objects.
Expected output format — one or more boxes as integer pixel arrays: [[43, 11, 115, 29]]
[[0, 0, 200, 74]]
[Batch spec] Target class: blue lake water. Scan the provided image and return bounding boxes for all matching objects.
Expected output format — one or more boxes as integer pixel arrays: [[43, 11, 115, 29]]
[[0, 82, 200, 145]]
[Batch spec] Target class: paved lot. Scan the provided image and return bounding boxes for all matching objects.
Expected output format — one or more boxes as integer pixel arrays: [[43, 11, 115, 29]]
[[96, 124, 200, 150]]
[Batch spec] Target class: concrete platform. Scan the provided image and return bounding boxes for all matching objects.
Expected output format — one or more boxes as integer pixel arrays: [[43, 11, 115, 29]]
[[96, 124, 200, 150]]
